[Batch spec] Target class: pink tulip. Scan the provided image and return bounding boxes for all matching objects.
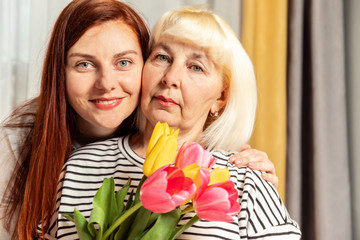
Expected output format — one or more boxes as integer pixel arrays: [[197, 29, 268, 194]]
[[193, 180, 240, 222], [140, 165, 196, 213], [175, 142, 217, 169]]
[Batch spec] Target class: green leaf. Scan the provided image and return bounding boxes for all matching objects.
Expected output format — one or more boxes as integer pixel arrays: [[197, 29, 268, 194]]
[[88, 178, 116, 239], [62, 213, 75, 222], [73, 209, 94, 240], [133, 175, 147, 205], [102, 202, 143, 240], [126, 207, 152, 240], [125, 189, 134, 211], [115, 178, 131, 214], [112, 212, 137, 240], [146, 212, 160, 228], [140, 208, 181, 240]]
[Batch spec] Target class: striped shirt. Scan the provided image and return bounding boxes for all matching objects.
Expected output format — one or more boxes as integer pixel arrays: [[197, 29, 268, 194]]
[[47, 136, 301, 239]]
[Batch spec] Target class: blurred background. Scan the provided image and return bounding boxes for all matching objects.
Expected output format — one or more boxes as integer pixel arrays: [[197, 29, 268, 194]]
[[0, 0, 358, 239]]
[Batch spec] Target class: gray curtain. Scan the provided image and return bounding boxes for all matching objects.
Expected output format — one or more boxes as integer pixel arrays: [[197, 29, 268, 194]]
[[345, 0, 360, 239], [286, 0, 352, 239]]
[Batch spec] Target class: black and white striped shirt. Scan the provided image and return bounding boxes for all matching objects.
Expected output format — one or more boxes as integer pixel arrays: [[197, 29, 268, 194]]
[[47, 136, 301, 239]]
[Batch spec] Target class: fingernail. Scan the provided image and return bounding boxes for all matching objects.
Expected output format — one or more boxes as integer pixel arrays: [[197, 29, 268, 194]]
[[235, 159, 243, 165], [249, 162, 256, 168]]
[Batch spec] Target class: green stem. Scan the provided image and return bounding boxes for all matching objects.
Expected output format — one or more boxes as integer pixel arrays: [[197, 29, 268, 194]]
[[170, 215, 200, 240], [180, 205, 194, 215], [102, 201, 143, 240]]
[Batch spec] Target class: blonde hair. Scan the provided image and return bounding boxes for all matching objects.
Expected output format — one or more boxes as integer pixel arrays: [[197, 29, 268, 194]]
[[143, 7, 257, 152]]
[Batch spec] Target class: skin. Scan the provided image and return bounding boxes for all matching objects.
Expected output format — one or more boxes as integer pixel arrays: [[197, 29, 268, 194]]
[[140, 40, 227, 146], [66, 20, 143, 141]]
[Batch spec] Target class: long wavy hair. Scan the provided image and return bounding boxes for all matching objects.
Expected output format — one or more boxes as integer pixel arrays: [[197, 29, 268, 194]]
[[1, 0, 149, 239]]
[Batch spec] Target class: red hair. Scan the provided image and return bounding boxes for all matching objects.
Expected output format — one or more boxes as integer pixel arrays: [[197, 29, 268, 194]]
[[1, 0, 149, 238]]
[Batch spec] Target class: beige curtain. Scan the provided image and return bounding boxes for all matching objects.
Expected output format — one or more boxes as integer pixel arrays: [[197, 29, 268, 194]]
[[241, 0, 288, 201]]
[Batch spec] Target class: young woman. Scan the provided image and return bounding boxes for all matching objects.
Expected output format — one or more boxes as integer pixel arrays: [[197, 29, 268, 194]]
[[0, 1, 277, 239], [0, 0, 149, 239], [54, 7, 300, 240]]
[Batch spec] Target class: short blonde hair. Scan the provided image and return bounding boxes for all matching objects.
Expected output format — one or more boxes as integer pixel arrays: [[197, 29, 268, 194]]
[[144, 7, 257, 152]]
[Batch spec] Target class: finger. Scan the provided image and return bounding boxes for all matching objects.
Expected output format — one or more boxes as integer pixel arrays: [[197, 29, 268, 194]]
[[230, 149, 260, 163], [229, 152, 251, 164], [237, 149, 268, 161], [240, 144, 251, 151], [261, 172, 279, 188], [230, 155, 250, 165], [248, 161, 276, 175], [232, 158, 249, 166]]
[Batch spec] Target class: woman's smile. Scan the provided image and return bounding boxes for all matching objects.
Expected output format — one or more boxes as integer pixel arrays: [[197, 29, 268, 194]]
[[90, 97, 123, 110]]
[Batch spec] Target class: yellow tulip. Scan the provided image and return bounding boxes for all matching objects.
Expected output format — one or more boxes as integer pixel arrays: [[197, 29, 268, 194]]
[[209, 168, 231, 186], [182, 163, 202, 187], [143, 122, 179, 177]]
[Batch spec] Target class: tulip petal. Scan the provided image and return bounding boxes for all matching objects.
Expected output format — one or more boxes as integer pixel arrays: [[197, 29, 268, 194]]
[[182, 164, 201, 182], [193, 181, 240, 222], [175, 142, 218, 170], [140, 165, 196, 213], [195, 188, 231, 211], [171, 183, 197, 206], [141, 189, 176, 213], [196, 210, 235, 222], [141, 166, 169, 190], [146, 122, 163, 156], [152, 136, 178, 172], [209, 168, 230, 185]]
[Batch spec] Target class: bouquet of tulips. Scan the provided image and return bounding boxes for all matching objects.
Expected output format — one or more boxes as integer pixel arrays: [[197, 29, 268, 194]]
[[64, 122, 240, 240]]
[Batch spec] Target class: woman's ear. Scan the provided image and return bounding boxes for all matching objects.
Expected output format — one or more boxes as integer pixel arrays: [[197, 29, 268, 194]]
[[210, 86, 229, 114]]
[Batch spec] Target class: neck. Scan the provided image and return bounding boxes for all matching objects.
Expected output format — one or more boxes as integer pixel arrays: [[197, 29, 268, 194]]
[[75, 116, 116, 146]]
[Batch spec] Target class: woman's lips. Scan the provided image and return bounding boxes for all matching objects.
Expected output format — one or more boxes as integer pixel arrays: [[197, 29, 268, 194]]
[[154, 96, 179, 107], [90, 98, 123, 110]]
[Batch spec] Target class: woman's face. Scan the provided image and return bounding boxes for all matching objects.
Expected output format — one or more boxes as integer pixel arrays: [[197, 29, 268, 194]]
[[66, 20, 143, 138], [141, 37, 226, 138]]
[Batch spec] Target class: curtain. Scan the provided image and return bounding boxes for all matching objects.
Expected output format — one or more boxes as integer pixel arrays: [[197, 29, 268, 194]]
[[0, 0, 72, 122], [286, 0, 352, 240], [345, 0, 360, 239], [241, 0, 288, 201], [0, 0, 31, 122]]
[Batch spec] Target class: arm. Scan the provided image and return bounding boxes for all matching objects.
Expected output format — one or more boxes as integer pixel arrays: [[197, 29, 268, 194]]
[[229, 145, 279, 188]]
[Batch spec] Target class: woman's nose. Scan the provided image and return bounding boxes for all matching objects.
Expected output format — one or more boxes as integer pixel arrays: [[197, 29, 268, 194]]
[[95, 67, 117, 91], [161, 64, 182, 88]]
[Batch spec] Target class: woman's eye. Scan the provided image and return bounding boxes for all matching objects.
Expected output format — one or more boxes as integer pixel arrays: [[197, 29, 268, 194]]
[[191, 65, 203, 72], [118, 60, 131, 67], [77, 62, 92, 68], [157, 54, 169, 62]]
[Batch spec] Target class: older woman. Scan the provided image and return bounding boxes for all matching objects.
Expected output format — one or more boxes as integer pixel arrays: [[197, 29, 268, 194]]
[[52, 7, 299, 240]]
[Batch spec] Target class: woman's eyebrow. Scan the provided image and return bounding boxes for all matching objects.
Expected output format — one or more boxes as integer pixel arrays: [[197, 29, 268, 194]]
[[113, 50, 140, 58], [67, 53, 95, 59], [68, 50, 139, 59]]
